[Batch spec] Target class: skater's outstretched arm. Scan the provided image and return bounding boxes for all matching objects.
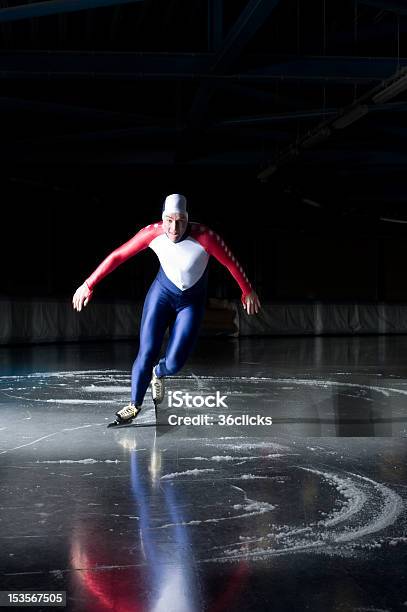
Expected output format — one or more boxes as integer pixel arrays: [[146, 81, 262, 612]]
[[72, 222, 162, 312], [191, 224, 261, 315]]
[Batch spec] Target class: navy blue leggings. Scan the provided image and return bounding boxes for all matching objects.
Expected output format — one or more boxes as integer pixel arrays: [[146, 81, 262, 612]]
[[131, 276, 206, 406]]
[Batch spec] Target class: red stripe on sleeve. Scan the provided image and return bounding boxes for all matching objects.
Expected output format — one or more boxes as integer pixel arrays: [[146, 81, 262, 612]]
[[191, 224, 253, 304], [85, 222, 163, 291]]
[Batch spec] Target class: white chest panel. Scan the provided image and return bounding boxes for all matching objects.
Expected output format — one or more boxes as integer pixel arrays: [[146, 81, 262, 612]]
[[149, 234, 209, 290]]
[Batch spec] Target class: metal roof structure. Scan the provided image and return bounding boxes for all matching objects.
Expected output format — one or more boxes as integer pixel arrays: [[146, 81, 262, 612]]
[[1, 0, 407, 217]]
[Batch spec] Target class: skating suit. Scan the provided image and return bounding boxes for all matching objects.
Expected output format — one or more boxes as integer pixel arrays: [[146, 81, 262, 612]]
[[85, 221, 253, 406]]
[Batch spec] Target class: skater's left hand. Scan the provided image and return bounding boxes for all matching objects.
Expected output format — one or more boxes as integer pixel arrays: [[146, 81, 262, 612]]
[[243, 291, 261, 315]]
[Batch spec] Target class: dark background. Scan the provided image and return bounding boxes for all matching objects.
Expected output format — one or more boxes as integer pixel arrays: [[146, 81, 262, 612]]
[[2, 0, 407, 303]]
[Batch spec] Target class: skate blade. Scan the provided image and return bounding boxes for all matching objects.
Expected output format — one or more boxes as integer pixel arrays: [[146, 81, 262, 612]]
[[107, 420, 125, 428], [107, 421, 161, 429]]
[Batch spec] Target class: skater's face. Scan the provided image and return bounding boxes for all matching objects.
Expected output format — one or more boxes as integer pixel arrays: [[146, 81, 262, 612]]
[[163, 213, 188, 242]]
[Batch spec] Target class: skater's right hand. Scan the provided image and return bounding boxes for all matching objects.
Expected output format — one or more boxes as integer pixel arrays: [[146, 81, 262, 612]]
[[72, 282, 93, 312]]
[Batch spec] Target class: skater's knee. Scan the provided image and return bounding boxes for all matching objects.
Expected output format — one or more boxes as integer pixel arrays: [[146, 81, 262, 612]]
[[133, 350, 157, 372], [162, 355, 184, 376]]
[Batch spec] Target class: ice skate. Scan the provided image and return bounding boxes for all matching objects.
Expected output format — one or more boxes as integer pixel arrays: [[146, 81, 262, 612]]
[[108, 403, 141, 427], [151, 366, 165, 405]]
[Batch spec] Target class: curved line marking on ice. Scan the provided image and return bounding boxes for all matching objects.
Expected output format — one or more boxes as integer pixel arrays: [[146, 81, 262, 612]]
[[0, 423, 106, 454]]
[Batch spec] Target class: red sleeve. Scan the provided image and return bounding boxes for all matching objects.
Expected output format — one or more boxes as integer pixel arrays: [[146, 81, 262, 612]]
[[191, 224, 253, 304], [85, 222, 163, 291]]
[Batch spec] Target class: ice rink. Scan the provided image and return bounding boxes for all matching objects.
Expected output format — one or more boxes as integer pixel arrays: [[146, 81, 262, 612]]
[[0, 336, 406, 611]]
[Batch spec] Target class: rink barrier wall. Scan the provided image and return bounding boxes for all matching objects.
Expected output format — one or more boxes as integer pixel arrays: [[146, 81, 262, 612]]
[[1, 298, 407, 344]]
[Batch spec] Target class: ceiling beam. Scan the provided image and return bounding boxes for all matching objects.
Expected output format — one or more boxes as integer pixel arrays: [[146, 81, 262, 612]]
[[6, 145, 407, 166], [298, 150, 407, 165], [208, 0, 223, 52], [188, 0, 282, 128], [257, 64, 407, 181], [1, 146, 176, 164], [212, 0, 281, 73], [0, 95, 166, 123], [0, 52, 405, 82], [0, 0, 144, 23], [0, 146, 269, 164], [4, 96, 405, 141], [0, 51, 213, 78], [359, 0, 407, 15], [242, 54, 406, 82]]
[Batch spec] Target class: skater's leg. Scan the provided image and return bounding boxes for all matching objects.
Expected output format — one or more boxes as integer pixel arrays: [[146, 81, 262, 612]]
[[131, 281, 173, 405], [155, 299, 205, 377]]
